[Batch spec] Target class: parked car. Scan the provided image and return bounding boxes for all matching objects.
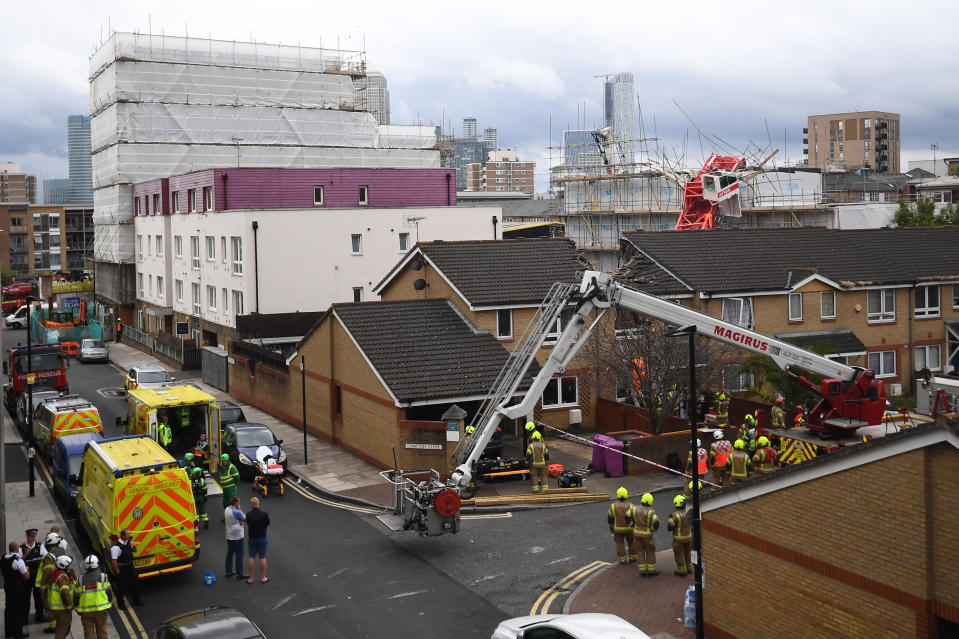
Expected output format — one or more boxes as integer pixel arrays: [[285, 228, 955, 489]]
[[221, 422, 286, 479], [155, 606, 265, 639], [78, 339, 109, 364], [216, 400, 247, 430], [491, 614, 650, 639], [124, 365, 174, 393], [51, 431, 102, 514]]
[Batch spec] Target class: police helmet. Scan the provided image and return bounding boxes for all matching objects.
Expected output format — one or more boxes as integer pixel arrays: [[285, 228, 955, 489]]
[[530, 431, 542, 441], [55, 555, 73, 570], [673, 495, 686, 508], [44, 532, 62, 547], [713, 429, 724, 440], [734, 439, 745, 450], [616, 487, 628, 500], [84, 555, 99, 571], [641, 492, 654, 506]]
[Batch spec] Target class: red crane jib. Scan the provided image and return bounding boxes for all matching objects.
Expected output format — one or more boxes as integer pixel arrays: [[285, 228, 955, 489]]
[[674, 153, 746, 231]]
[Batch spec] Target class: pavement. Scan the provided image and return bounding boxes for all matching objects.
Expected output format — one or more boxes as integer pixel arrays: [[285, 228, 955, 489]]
[[103, 341, 700, 636]]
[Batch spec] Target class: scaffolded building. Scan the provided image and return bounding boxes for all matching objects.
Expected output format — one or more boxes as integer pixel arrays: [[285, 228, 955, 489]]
[[89, 32, 439, 305]]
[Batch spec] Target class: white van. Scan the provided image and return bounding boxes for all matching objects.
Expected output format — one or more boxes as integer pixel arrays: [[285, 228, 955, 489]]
[[6, 302, 57, 329]]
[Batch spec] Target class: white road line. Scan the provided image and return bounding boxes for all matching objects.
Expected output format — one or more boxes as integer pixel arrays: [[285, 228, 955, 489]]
[[385, 589, 429, 600], [291, 604, 336, 617], [273, 593, 297, 610]]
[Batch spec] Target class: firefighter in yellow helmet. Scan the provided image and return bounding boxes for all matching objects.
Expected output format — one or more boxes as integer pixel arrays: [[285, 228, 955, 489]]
[[523, 420, 537, 450], [752, 436, 779, 475], [525, 431, 549, 493], [715, 391, 729, 427], [632, 492, 660, 576], [725, 439, 753, 483], [667, 495, 693, 576], [683, 479, 703, 499], [607, 487, 636, 564]]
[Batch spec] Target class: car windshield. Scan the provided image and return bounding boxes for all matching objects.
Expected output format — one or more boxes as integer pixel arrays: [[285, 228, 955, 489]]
[[138, 371, 170, 383], [83, 340, 105, 349], [14, 353, 62, 372], [68, 454, 83, 478], [221, 408, 244, 424], [236, 429, 275, 448]]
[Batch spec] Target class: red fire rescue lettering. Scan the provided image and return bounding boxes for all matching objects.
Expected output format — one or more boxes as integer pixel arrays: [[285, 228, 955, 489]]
[[713, 325, 768, 351]]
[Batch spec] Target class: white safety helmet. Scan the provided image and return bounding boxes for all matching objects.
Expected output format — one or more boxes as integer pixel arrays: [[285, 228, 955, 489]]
[[713, 429, 724, 440], [55, 555, 73, 570], [696, 439, 701, 448], [84, 555, 99, 571], [44, 532, 62, 547]]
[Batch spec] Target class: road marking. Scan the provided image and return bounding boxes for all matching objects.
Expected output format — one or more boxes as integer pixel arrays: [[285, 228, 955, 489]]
[[126, 605, 149, 638], [529, 560, 610, 616], [114, 605, 149, 639], [34, 455, 54, 487], [385, 589, 429, 600], [462, 512, 512, 520], [282, 478, 386, 514], [291, 604, 336, 617], [96, 387, 126, 399], [273, 593, 297, 609]]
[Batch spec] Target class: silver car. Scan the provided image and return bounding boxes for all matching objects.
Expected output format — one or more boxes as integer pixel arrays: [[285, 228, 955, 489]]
[[78, 338, 109, 364]]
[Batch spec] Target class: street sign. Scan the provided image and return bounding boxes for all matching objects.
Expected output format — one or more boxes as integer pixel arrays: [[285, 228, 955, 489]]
[[26, 373, 35, 385], [176, 322, 189, 335], [63, 297, 81, 308], [404, 443, 443, 450]]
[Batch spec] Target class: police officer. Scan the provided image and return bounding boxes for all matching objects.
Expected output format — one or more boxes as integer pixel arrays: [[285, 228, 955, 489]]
[[20, 528, 46, 624], [35, 532, 66, 635], [525, 431, 549, 494], [47, 555, 75, 639], [191, 466, 210, 529], [219, 453, 240, 509], [607, 487, 636, 564], [633, 493, 660, 577], [2, 541, 30, 639], [110, 529, 142, 610], [74, 555, 112, 639], [667, 495, 693, 577]]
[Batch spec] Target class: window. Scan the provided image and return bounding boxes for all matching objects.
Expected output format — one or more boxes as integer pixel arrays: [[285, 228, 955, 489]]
[[399, 232, 410, 252], [914, 285, 940, 318], [137, 273, 144, 297], [192, 283, 201, 315], [232, 290, 244, 316], [134, 198, 140, 215], [867, 350, 896, 378], [723, 364, 753, 392], [156, 235, 163, 256], [721, 297, 754, 329], [542, 376, 578, 408], [153, 194, 160, 214], [953, 284, 959, 309], [187, 189, 196, 212], [543, 308, 574, 345], [148, 275, 153, 296], [205, 236, 216, 261], [358, 185, 368, 205], [788, 293, 802, 321], [350, 234, 362, 255], [821, 291, 836, 319], [915, 344, 941, 371], [221, 237, 227, 263], [352, 287, 363, 302], [190, 236, 200, 269], [156, 276, 164, 296], [497, 309, 512, 339], [173, 192, 180, 213], [207, 285, 216, 311], [867, 288, 895, 322], [175, 279, 183, 302], [137, 235, 143, 260], [231, 237, 243, 274], [221, 288, 228, 312], [204, 186, 213, 211], [313, 186, 324, 205], [174, 236, 183, 258]]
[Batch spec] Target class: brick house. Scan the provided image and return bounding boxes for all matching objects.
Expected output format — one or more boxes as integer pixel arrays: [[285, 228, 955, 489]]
[[700, 420, 959, 638], [618, 227, 959, 393], [373, 237, 595, 432]]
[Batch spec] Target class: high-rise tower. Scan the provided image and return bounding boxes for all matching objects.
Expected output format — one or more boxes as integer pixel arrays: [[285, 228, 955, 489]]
[[603, 72, 635, 165]]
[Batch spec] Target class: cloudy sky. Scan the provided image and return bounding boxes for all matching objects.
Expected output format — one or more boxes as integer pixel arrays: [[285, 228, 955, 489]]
[[3, 0, 958, 195]]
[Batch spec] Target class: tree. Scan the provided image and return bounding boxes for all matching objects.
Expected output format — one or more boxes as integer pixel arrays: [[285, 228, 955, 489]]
[[893, 197, 958, 227], [0, 265, 13, 287]]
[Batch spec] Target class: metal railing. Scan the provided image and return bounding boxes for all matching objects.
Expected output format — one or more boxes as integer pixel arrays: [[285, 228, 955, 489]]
[[123, 324, 154, 349]]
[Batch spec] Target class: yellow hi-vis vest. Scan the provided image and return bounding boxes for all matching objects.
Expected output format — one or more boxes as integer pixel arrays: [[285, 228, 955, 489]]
[[607, 501, 634, 533], [47, 572, 73, 611], [633, 506, 658, 537], [527, 441, 547, 467], [668, 511, 692, 542], [158, 422, 173, 446], [75, 572, 111, 612]]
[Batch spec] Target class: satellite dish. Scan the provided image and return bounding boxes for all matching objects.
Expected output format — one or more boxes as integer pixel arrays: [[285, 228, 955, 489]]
[[413, 278, 428, 291], [410, 259, 423, 271]]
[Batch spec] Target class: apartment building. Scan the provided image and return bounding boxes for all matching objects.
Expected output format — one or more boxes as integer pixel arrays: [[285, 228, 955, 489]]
[[465, 150, 534, 194], [0, 164, 37, 204], [0, 205, 93, 275], [805, 111, 901, 172]]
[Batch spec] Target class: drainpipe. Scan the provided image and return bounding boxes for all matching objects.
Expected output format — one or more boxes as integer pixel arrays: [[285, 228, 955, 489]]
[[221, 173, 229, 211], [492, 215, 498, 239], [908, 284, 915, 390], [446, 173, 452, 206], [252, 221, 260, 314]]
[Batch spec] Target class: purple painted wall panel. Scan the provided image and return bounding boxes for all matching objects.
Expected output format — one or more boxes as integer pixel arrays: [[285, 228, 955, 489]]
[[132, 178, 169, 215]]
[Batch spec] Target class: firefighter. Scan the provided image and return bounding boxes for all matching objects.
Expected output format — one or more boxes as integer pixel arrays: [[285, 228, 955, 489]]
[[191, 466, 209, 529], [523, 420, 537, 450], [685, 439, 708, 477], [47, 555, 76, 639], [715, 391, 729, 427], [794, 407, 807, 429], [752, 436, 779, 475], [74, 555, 112, 639], [709, 430, 732, 487], [667, 495, 693, 577], [36, 531, 66, 634], [771, 397, 786, 429], [607, 487, 636, 564], [219, 453, 240, 508], [740, 414, 758, 453], [525, 431, 549, 493], [632, 493, 660, 576], [725, 439, 753, 483], [683, 480, 703, 499]]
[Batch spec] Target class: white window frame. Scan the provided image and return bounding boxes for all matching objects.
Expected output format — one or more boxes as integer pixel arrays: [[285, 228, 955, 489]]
[[173, 192, 180, 213], [914, 344, 941, 372], [187, 188, 196, 212], [721, 297, 754, 329], [953, 284, 959, 309], [205, 236, 216, 262], [542, 375, 578, 408], [153, 193, 160, 214], [190, 236, 200, 270], [350, 234, 363, 255], [156, 276, 164, 297], [221, 237, 227, 263], [148, 275, 153, 296], [137, 235, 143, 261], [788, 293, 803, 321], [867, 350, 897, 378], [175, 279, 183, 302], [204, 186, 214, 211], [820, 291, 836, 319], [399, 232, 410, 252], [206, 285, 216, 311], [867, 288, 895, 323], [358, 185, 368, 206], [914, 285, 940, 318], [352, 287, 363, 302], [722, 364, 753, 392], [174, 236, 183, 258], [497, 309, 512, 339], [231, 237, 243, 275], [137, 273, 144, 297], [192, 283, 201, 315], [155, 235, 163, 257], [232, 290, 244, 316], [221, 288, 228, 312], [313, 186, 324, 205]]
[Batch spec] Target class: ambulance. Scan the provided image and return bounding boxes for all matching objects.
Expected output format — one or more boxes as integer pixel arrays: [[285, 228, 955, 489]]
[[32, 395, 104, 458], [125, 385, 221, 471], [76, 435, 199, 578]]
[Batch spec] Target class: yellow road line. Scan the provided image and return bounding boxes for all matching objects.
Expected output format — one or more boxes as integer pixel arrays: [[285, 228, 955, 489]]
[[34, 455, 54, 487], [114, 605, 148, 639], [126, 604, 149, 638], [529, 560, 610, 615], [282, 478, 386, 514]]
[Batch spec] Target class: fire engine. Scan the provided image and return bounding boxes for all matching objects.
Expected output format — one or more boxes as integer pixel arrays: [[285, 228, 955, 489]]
[[3, 343, 70, 418]]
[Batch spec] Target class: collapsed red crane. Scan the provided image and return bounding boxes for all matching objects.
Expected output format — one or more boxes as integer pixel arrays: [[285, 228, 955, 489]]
[[674, 153, 747, 230]]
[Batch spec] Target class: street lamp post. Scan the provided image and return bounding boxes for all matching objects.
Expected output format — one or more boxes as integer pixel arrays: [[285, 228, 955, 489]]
[[25, 296, 40, 497], [666, 324, 704, 639]]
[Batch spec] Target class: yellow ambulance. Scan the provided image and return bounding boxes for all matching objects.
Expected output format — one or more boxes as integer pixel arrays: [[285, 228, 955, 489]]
[[76, 435, 199, 578], [33, 395, 104, 458], [125, 385, 221, 471]]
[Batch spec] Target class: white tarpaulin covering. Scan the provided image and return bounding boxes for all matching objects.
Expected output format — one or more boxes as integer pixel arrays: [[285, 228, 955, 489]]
[[93, 221, 135, 263], [90, 61, 356, 114], [834, 203, 897, 228]]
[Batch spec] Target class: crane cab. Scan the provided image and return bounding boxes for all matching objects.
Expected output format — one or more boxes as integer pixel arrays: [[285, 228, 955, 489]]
[[701, 171, 740, 203]]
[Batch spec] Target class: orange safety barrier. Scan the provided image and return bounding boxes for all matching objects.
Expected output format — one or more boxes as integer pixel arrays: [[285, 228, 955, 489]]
[[61, 341, 79, 357], [547, 463, 565, 478]]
